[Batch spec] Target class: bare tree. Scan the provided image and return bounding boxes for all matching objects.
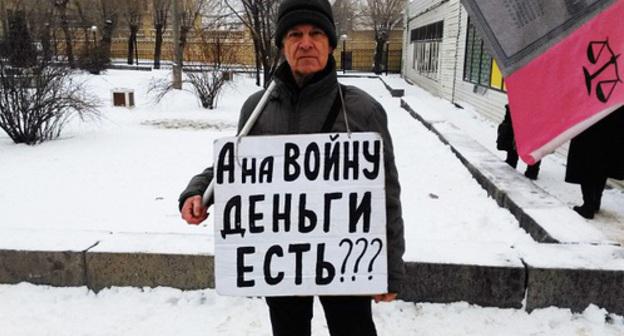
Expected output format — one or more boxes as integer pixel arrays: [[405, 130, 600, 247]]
[[122, 0, 144, 65], [332, 0, 356, 36], [70, 0, 107, 74], [172, 0, 205, 89], [186, 11, 240, 109], [225, 0, 278, 87], [95, 0, 121, 62], [152, 0, 170, 69], [0, 61, 99, 144], [0, 20, 99, 145], [179, 0, 207, 63], [53, 0, 75, 68], [74, 0, 95, 49], [156, 0, 235, 107], [363, 0, 404, 74]]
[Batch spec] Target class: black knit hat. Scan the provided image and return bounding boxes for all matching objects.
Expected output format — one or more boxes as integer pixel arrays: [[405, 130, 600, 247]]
[[275, 0, 337, 49]]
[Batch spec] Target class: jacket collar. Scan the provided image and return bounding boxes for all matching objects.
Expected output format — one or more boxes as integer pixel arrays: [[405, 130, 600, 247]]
[[273, 55, 338, 101]]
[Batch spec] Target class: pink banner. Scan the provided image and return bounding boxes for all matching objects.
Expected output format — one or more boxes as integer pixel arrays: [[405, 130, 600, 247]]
[[506, 0, 624, 164]]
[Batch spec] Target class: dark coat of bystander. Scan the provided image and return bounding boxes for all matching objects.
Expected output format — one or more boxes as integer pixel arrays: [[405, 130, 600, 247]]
[[565, 106, 624, 184]]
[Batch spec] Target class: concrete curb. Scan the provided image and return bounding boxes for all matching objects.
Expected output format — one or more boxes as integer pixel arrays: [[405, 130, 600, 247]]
[[0, 250, 86, 287], [378, 77, 405, 97], [397, 95, 624, 315], [401, 261, 526, 308], [337, 74, 405, 97], [0, 248, 214, 292], [525, 266, 624, 313], [2, 243, 624, 314], [86, 252, 214, 292], [0, 247, 527, 309]]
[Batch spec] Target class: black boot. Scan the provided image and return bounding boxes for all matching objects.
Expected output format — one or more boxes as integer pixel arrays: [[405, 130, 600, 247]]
[[593, 177, 607, 212], [573, 204, 595, 219], [505, 150, 518, 169], [524, 162, 540, 180], [575, 182, 598, 219]]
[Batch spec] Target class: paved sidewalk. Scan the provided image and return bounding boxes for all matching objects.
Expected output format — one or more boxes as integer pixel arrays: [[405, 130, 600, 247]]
[[391, 76, 623, 315]]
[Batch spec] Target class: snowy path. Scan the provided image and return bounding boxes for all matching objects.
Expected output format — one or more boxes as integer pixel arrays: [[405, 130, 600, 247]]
[[382, 75, 624, 244]]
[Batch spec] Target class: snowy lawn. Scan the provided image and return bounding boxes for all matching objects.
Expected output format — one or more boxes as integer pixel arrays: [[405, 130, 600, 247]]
[[1, 283, 623, 336], [0, 70, 534, 259]]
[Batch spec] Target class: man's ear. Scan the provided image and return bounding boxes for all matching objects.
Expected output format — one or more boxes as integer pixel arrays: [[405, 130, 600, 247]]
[[329, 47, 334, 54]]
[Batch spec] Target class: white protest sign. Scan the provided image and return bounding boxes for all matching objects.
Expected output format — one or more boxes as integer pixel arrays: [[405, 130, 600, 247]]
[[213, 132, 387, 297]]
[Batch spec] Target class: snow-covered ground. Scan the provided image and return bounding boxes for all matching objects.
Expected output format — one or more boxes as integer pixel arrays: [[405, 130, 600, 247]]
[[383, 75, 624, 243], [1, 70, 623, 334], [2, 283, 623, 336], [0, 69, 535, 257]]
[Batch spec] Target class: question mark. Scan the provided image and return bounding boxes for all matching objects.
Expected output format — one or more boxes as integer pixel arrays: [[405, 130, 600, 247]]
[[367, 238, 383, 280], [339, 238, 353, 282], [352, 238, 368, 281]]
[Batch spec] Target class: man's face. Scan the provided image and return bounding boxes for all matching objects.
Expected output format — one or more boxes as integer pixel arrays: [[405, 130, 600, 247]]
[[283, 24, 333, 78]]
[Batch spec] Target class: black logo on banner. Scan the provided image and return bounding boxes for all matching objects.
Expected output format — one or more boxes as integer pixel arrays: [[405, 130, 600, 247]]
[[583, 39, 621, 103]]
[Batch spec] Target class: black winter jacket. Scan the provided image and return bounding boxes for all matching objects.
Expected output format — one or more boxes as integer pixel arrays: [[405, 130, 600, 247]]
[[179, 57, 406, 293]]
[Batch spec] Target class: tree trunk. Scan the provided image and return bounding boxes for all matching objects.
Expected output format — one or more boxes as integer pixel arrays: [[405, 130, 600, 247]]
[[101, 24, 115, 63], [154, 25, 163, 69], [172, 0, 182, 89], [0, 0, 6, 40], [127, 26, 138, 64], [373, 38, 385, 74], [259, 40, 273, 87], [253, 40, 261, 87], [179, 26, 189, 62], [41, 25, 52, 61], [83, 29, 89, 48], [60, 20, 74, 68]]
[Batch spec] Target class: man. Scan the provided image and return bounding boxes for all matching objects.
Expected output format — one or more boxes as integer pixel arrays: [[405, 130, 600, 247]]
[[179, 0, 405, 334]]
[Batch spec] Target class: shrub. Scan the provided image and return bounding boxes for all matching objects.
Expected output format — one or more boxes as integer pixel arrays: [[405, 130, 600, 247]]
[[0, 60, 100, 144], [77, 46, 110, 75]]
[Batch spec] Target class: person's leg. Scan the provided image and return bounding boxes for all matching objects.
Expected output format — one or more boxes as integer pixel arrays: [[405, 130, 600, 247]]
[[319, 296, 377, 336], [265, 296, 314, 336], [505, 149, 519, 168], [524, 160, 541, 180], [593, 175, 608, 212], [573, 182, 596, 219]]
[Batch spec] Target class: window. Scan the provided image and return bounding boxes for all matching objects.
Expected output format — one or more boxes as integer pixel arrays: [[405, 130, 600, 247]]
[[463, 19, 506, 92], [410, 21, 443, 80]]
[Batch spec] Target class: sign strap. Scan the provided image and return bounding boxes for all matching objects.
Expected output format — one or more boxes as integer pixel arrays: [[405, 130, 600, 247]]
[[321, 85, 346, 133]]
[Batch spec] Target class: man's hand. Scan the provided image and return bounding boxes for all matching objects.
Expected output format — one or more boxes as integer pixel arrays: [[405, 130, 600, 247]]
[[373, 293, 397, 303], [181, 195, 208, 225]]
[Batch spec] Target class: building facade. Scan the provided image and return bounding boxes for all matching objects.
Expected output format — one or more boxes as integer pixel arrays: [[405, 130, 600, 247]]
[[402, 0, 508, 123]]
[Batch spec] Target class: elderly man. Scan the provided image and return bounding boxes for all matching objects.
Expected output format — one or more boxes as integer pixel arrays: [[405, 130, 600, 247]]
[[179, 0, 405, 334]]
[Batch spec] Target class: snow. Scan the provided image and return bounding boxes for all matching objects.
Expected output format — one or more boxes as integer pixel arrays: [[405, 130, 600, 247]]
[[1, 70, 623, 334], [0, 69, 535, 262], [1, 283, 623, 336], [387, 75, 624, 244], [516, 243, 624, 270]]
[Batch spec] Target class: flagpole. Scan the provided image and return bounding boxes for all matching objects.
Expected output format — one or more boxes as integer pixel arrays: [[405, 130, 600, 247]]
[[202, 80, 277, 207]]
